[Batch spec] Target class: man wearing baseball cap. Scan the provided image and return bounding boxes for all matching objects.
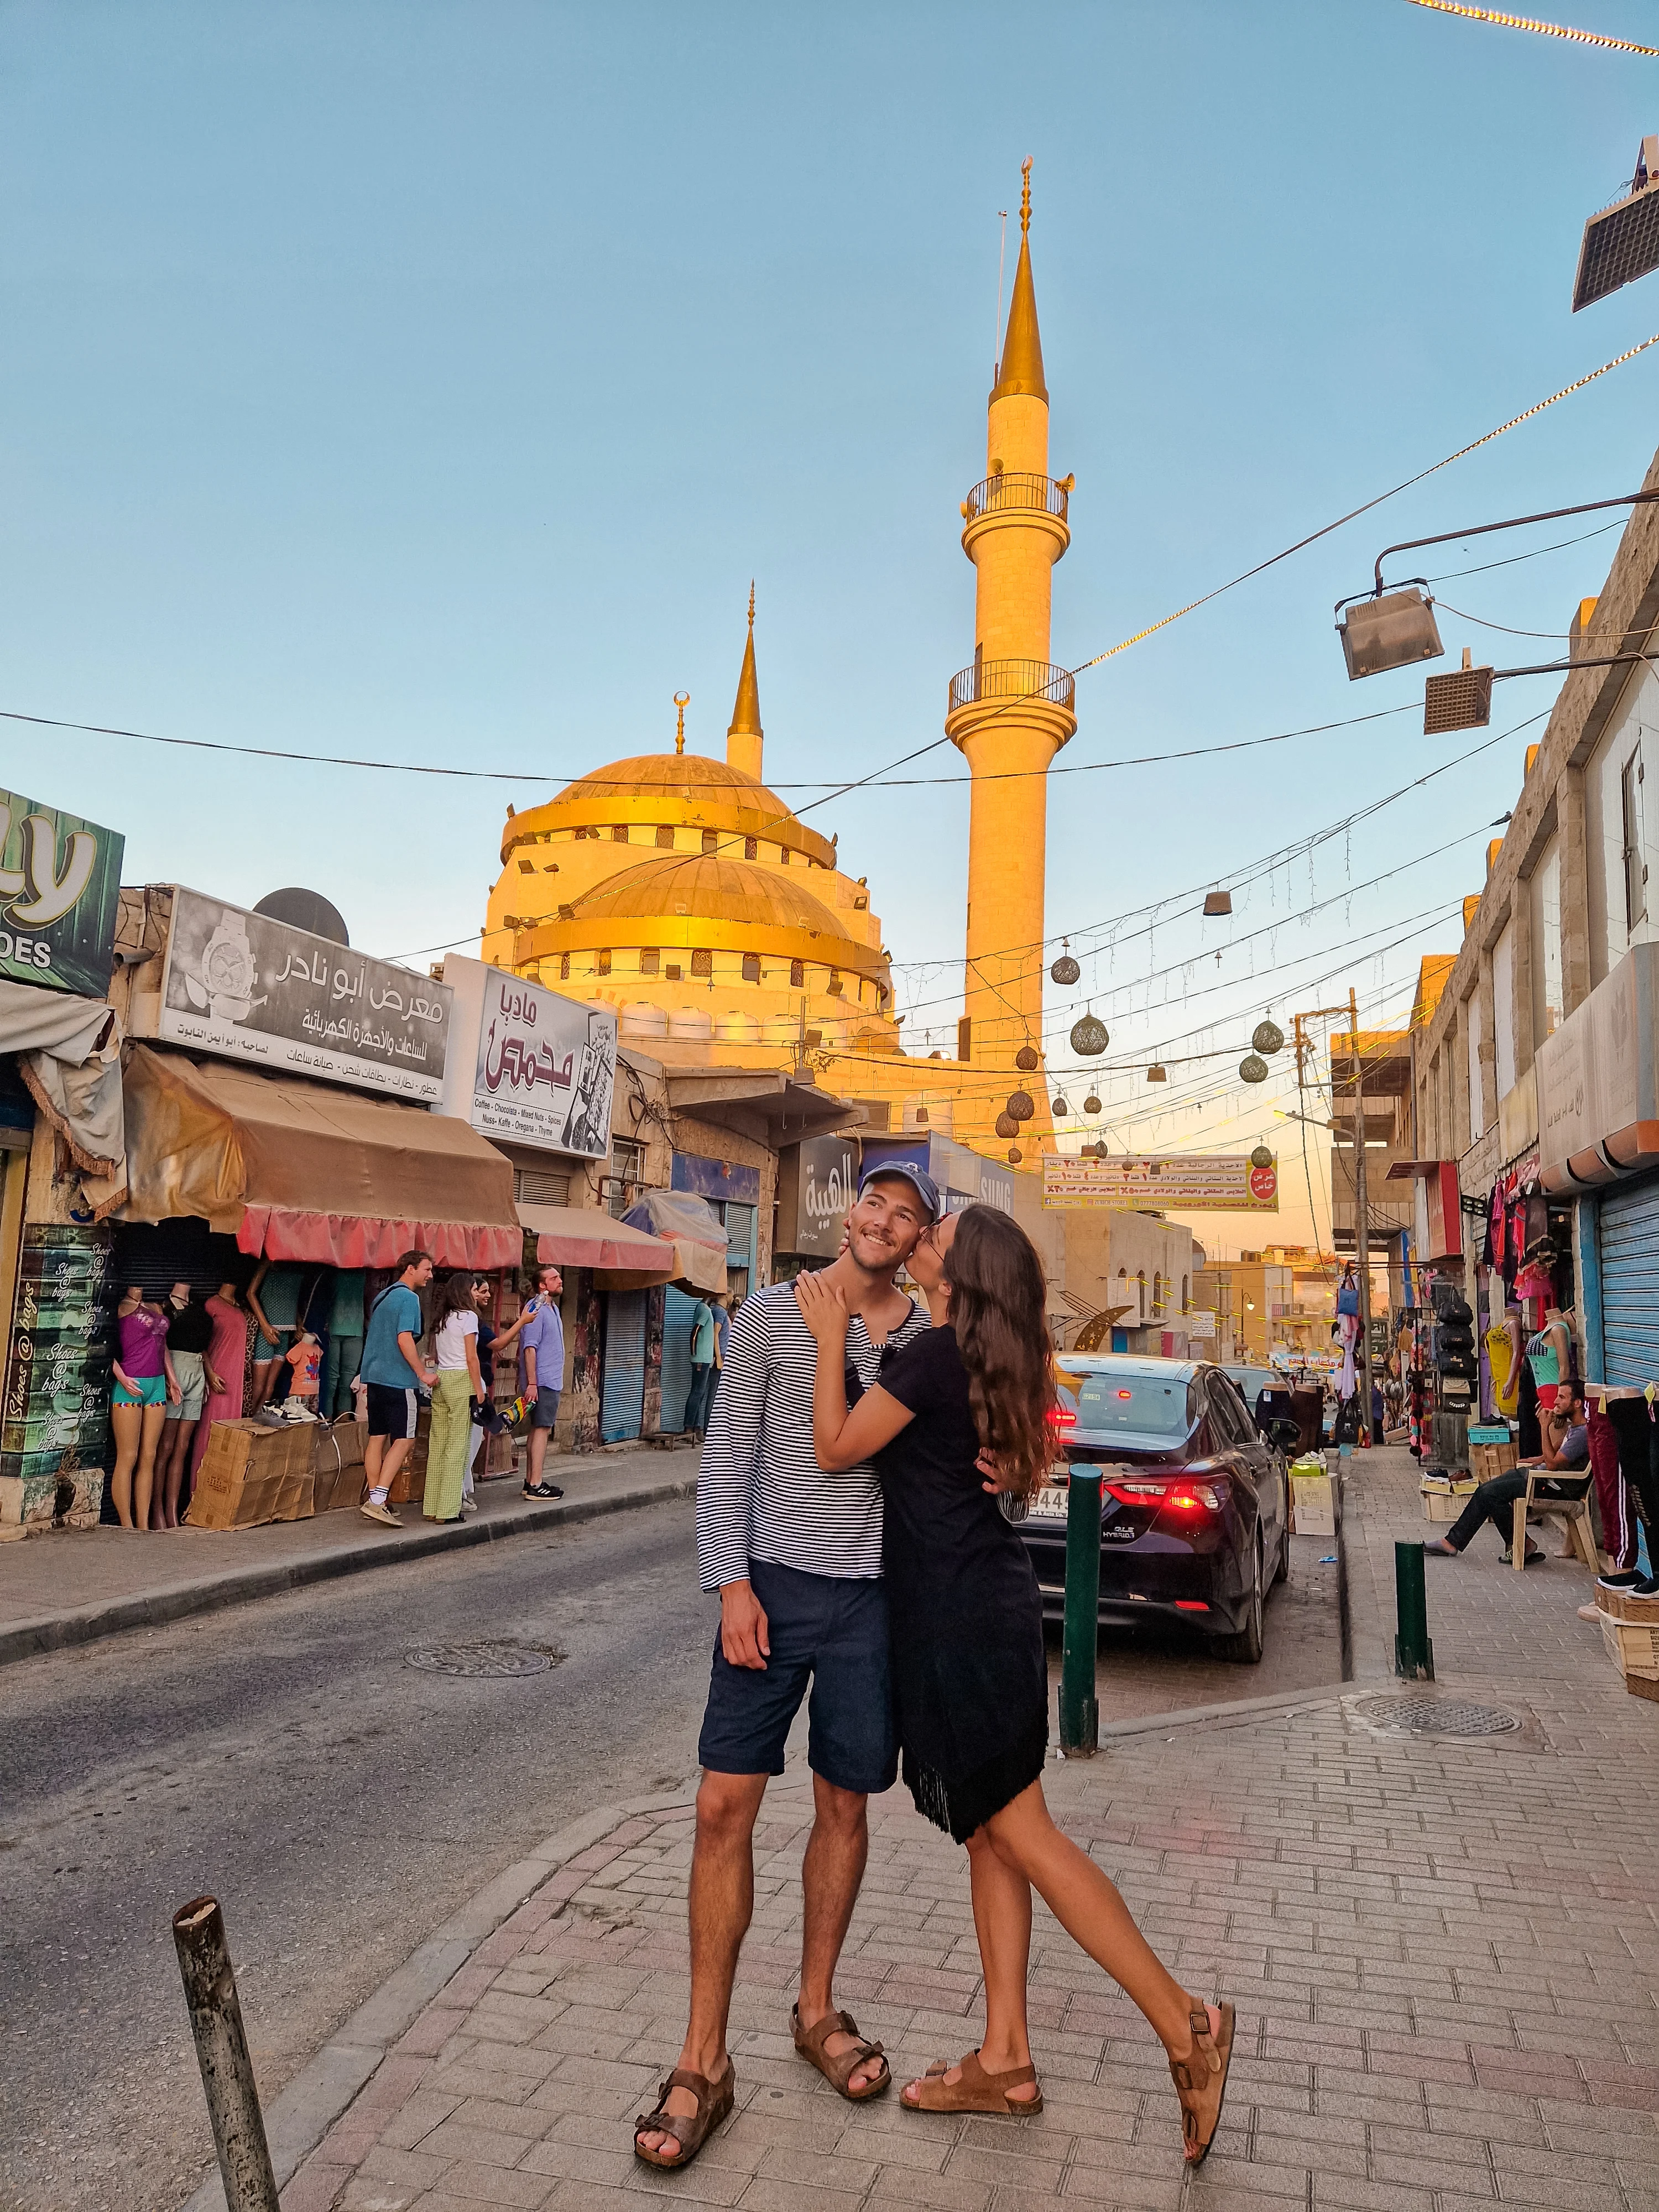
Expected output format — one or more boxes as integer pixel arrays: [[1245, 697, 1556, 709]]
[[635, 1162, 938, 2169]]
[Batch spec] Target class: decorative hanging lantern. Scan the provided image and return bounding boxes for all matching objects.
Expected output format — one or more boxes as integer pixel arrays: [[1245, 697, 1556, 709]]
[[1007, 1146, 1022, 1164], [995, 1111, 1019, 1139], [1147, 1064, 1167, 1083], [1051, 1094, 1069, 1116], [1083, 1093, 1102, 1115], [1050, 939, 1081, 987], [1250, 1143, 1274, 1170], [1070, 1013, 1109, 1057], [1015, 1043, 1040, 1072], [1203, 889, 1233, 917], [1088, 1139, 1109, 1160], [1006, 1089, 1035, 1123], [1251, 1019, 1285, 1056], [1239, 1053, 1269, 1084]]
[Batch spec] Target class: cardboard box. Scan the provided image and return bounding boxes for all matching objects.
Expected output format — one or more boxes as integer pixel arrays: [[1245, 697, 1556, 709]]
[[1599, 1585, 1659, 1625], [1599, 1611, 1659, 1681], [1291, 1472, 1335, 1537], [1626, 1671, 1659, 1704], [186, 1420, 316, 1530], [1468, 1438, 1517, 1483], [1420, 1476, 1477, 1524]]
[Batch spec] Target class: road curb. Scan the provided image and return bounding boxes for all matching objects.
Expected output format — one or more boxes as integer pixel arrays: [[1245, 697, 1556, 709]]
[[0, 1469, 697, 1669], [176, 1783, 698, 2212]]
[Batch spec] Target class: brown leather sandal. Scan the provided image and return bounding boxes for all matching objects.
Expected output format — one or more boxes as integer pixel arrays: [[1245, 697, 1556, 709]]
[[901, 2048, 1044, 2115], [633, 2057, 735, 2168], [1168, 2001, 1235, 2164], [791, 2003, 890, 2100]]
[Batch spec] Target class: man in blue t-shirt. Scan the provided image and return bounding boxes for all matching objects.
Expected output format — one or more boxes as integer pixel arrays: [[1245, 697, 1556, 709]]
[[517, 1262, 566, 1500], [359, 1250, 437, 1528]]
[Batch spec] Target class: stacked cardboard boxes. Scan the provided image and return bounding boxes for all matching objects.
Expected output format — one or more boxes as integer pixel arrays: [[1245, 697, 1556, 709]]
[[1597, 1585, 1659, 1705], [186, 1420, 315, 1530]]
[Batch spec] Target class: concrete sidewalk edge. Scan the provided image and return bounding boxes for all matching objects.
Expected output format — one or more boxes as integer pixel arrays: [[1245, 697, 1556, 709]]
[[178, 1786, 699, 2212], [0, 1469, 697, 1670]]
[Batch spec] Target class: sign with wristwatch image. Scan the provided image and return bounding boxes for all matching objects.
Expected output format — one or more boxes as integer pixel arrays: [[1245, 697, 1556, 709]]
[[157, 888, 452, 1100]]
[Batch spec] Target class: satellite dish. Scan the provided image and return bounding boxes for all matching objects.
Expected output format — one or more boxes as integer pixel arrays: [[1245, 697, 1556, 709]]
[[253, 888, 350, 946]]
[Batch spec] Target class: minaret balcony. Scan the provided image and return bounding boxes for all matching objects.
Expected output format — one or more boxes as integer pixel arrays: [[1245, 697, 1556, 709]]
[[960, 471, 1071, 559], [945, 656, 1077, 750]]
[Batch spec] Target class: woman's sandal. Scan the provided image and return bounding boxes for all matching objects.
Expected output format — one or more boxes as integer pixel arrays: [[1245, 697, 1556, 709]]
[[791, 2003, 890, 2100], [901, 2049, 1044, 2115], [633, 2057, 735, 2169], [1168, 2001, 1235, 2165]]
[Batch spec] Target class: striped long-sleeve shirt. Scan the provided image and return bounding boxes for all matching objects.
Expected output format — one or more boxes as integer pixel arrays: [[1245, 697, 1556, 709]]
[[695, 1280, 932, 1592]]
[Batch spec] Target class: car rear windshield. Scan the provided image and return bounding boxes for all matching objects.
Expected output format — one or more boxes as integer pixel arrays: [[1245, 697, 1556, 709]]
[[1075, 1373, 1193, 1437]]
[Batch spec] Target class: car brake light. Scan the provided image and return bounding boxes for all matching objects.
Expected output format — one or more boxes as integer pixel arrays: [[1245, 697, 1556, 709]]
[[1174, 1599, 1210, 1613], [1104, 1478, 1223, 1512], [1115, 1388, 1133, 1400], [1047, 1403, 1076, 1430]]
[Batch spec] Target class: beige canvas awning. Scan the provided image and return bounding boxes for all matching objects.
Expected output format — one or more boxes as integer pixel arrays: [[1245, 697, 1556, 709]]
[[118, 1044, 521, 1267], [517, 1203, 676, 1287]]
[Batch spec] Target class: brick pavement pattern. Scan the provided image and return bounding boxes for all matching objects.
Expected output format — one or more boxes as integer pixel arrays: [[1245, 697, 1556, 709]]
[[271, 1448, 1659, 2211]]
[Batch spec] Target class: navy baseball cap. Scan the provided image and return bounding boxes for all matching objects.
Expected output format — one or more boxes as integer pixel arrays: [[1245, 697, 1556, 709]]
[[858, 1160, 941, 1223]]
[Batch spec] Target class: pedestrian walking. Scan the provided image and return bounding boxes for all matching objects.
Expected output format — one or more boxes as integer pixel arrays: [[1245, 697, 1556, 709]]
[[633, 1164, 935, 2172], [518, 1262, 566, 1500], [795, 1203, 1235, 2166], [463, 1275, 530, 1509], [359, 1251, 437, 1528], [425, 1271, 483, 1524], [684, 1292, 717, 1436]]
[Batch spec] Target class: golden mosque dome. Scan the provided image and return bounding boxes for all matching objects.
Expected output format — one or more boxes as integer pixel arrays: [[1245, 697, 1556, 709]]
[[559, 754, 778, 806]]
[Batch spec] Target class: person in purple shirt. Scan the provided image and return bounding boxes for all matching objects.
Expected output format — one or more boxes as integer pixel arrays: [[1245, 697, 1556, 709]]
[[517, 1262, 566, 1500], [111, 1286, 181, 1530]]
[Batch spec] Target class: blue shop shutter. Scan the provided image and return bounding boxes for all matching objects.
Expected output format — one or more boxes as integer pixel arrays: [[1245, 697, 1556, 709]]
[[661, 1284, 700, 1432], [1597, 1171, 1659, 1385], [724, 1203, 756, 1278], [599, 1289, 647, 1443]]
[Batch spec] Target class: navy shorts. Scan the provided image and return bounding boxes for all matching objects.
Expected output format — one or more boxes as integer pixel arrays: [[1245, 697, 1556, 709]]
[[698, 1557, 897, 1796]]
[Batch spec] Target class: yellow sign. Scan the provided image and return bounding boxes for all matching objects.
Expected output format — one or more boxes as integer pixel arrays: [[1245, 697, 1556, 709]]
[[1042, 1154, 1279, 1213]]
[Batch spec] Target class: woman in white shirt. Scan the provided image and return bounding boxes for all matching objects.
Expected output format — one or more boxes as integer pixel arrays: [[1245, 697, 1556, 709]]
[[425, 1271, 484, 1524]]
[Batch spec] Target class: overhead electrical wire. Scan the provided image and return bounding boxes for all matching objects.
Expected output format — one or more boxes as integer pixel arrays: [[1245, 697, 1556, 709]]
[[1402, 0, 1659, 58]]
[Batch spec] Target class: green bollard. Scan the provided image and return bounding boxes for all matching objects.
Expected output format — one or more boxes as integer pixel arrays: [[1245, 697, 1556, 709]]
[[1393, 1539, 1434, 1680], [1060, 1468, 1103, 1756]]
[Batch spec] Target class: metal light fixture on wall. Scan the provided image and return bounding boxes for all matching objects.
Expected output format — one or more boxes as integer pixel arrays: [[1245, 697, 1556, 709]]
[[1239, 1053, 1269, 1084], [1251, 1019, 1285, 1056], [1070, 1013, 1109, 1056]]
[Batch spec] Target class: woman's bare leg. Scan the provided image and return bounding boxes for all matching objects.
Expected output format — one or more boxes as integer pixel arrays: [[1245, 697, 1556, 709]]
[[159, 1420, 197, 1526], [134, 1405, 167, 1532], [903, 1827, 1038, 2103], [109, 1402, 142, 1526], [983, 1781, 1208, 2057]]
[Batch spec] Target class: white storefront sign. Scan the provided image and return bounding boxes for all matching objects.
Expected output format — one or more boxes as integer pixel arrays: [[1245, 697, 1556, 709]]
[[439, 953, 617, 1161]]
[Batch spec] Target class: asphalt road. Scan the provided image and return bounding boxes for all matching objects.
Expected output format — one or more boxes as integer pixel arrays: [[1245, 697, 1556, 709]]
[[0, 1494, 715, 2212], [0, 1498, 1341, 2212]]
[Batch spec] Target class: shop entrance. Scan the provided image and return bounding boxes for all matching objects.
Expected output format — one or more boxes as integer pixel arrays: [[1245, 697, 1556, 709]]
[[599, 1288, 647, 1443], [1597, 1171, 1659, 1382], [661, 1284, 699, 1432]]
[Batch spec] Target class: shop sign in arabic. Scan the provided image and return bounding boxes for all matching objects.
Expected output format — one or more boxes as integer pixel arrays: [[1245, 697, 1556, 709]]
[[448, 957, 615, 1160], [1042, 1153, 1279, 1213], [158, 888, 451, 1100]]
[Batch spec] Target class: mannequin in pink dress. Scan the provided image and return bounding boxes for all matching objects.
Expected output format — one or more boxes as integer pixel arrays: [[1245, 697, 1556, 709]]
[[191, 1282, 251, 1477]]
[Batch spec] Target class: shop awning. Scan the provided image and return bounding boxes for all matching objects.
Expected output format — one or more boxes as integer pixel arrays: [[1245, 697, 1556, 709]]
[[621, 1188, 731, 1293], [663, 1070, 857, 1144], [118, 1045, 521, 1267], [517, 1203, 676, 1285]]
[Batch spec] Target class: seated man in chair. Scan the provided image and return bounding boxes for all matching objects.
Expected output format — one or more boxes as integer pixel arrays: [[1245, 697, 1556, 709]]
[[1424, 1380, 1590, 1564]]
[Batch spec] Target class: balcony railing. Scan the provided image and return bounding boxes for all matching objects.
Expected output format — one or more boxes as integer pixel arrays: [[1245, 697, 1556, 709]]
[[948, 656, 1077, 715], [962, 471, 1070, 524]]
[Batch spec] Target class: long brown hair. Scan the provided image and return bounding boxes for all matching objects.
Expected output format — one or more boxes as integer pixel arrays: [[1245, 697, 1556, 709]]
[[946, 1206, 1055, 1497]]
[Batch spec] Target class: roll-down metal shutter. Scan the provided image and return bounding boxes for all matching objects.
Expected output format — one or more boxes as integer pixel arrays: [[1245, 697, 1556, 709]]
[[599, 1289, 646, 1443], [661, 1285, 699, 1432], [1597, 1171, 1659, 1384]]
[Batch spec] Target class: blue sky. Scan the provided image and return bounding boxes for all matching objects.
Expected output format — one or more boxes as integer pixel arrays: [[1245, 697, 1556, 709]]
[[5, 0, 1659, 1250]]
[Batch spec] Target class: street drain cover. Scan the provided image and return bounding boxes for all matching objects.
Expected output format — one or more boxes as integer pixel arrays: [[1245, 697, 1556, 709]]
[[404, 1639, 565, 1678], [1353, 1692, 1520, 1738]]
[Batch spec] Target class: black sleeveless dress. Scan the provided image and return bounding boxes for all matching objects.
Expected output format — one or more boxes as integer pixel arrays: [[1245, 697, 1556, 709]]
[[875, 1324, 1048, 1843]]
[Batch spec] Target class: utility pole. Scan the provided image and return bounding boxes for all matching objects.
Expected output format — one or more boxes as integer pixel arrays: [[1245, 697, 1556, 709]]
[[1294, 995, 1373, 1441], [1349, 988, 1373, 1447]]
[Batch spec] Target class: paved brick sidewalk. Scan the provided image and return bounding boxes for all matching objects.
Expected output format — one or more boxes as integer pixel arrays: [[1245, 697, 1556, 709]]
[[256, 1447, 1658, 2212]]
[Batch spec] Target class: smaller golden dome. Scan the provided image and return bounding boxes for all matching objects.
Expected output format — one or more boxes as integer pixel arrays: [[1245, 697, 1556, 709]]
[[577, 852, 842, 935]]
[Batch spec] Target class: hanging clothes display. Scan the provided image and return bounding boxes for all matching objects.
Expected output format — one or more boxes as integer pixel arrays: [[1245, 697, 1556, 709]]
[[1337, 1310, 1359, 1398]]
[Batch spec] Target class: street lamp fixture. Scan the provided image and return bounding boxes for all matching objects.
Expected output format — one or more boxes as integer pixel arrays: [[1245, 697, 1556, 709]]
[[1575, 137, 1659, 311], [1335, 586, 1444, 680]]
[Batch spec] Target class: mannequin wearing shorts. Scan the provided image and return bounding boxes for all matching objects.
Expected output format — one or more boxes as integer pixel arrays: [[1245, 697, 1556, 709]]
[[110, 1291, 177, 1530], [155, 1284, 215, 1528], [248, 1260, 304, 1406]]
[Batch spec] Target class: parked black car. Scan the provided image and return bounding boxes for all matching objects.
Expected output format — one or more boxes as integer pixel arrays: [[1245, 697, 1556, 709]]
[[1023, 1355, 1296, 1663]]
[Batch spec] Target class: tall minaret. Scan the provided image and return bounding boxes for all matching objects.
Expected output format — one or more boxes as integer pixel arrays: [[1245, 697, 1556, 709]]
[[946, 160, 1074, 1138], [726, 583, 764, 782]]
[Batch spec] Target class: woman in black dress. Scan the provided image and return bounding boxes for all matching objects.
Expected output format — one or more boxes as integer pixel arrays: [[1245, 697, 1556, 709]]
[[794, 1204, 1234, 2164]]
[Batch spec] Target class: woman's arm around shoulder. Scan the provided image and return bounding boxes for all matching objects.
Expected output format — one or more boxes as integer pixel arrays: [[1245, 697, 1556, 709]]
[[793, 1270, 915, 1471]]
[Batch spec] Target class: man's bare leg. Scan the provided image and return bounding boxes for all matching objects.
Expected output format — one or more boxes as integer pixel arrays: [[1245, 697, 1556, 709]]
[[635, 1768, 768, 2162], [796, 1772, 885, 2093]]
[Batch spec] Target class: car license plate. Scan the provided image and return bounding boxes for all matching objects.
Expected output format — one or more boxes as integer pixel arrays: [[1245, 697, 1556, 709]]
[[1031, 1484, 1071, 1520]]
